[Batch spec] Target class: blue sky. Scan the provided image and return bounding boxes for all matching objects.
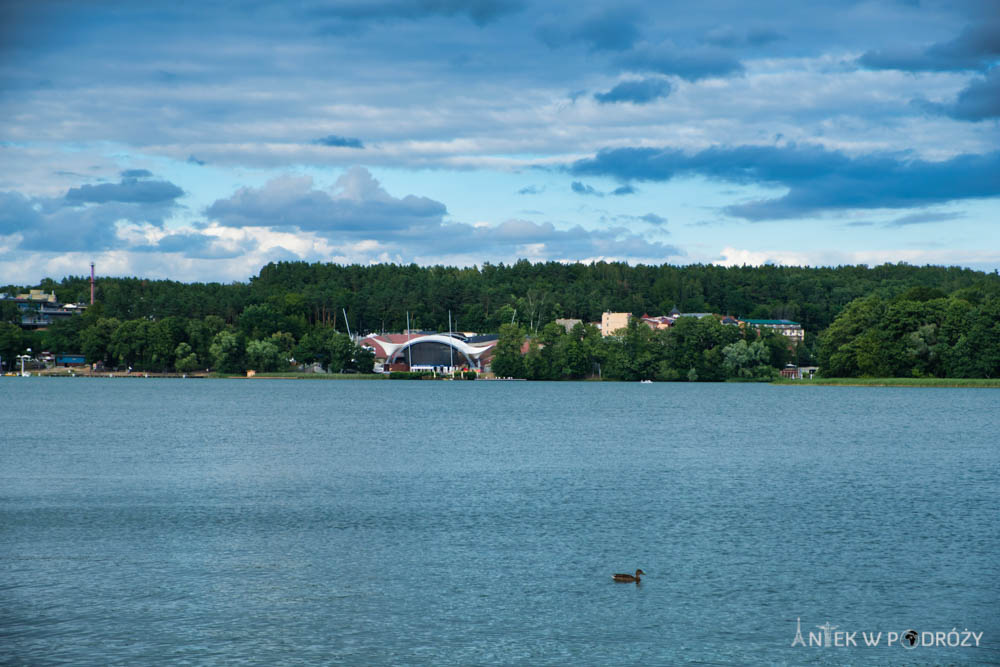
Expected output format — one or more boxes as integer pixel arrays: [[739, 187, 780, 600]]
[[1, 0, 998, 283]]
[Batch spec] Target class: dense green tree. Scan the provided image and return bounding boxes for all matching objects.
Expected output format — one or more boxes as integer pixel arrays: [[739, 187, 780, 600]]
[[80, 317, 121, 366], [522, 338, 545, 380], [0, 300, 20, 325], [186, 316, 225, 367], [491, 323, 525, 378], [617, 318, 658, 381], [293, 326, 338, 369], [239, 304, 285, 340], [722, 339, 776, 380], [41, 315, 87, 354], [174, 342, 200, 373], [209, 330, 244, 373], [246, 339, 283, 372], [760, 331, 793, 369], [0, 322, 24, 372], [817, 292, 1000, 378], [147, 317, 185, 371], [109, 319, 149, 369], [353, 344, 375, 374], [658, 317, 741, 381], [328, 333, 355, 373], [817, 296, 886, 376], [268, 332, 296, 359]]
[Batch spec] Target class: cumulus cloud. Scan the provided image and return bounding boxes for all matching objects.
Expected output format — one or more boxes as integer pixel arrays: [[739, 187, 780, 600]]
[[570, 143, 1000, 220], [713, 246, 1000, 272], [594, 77, 671, 104], [135, 231, 258, 259], [206, 168, 447, 234], [65, 176, 184, 204], [517, 185, 543, 194], [0, 190, 42, 236], [0, 171, 188, 253], [428, 219, 683, 260], [0, 191, 124, 252], [202, 167, 682, 263], [859, 21, 1000, 72], [313, 134, 365, 148]]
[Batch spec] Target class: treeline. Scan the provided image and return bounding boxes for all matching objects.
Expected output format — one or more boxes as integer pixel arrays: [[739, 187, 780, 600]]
[[490, 282, 1000, 381], [0, 306, 374, 374], [491, 318, 799, 382], [2, 261, 999, 378], [818, 288, 1000, 378], [8, 260, 997, 336]]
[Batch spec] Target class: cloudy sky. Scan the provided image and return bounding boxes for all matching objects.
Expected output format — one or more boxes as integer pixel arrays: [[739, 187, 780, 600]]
[[1, 0, 998, 284]]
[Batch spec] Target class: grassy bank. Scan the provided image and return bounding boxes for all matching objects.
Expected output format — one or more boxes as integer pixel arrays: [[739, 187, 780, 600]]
[[772, 377, 1000, 388]]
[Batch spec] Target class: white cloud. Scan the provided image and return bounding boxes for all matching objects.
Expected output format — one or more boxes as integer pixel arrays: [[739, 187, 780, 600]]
[[714, 245, 1000, 269]]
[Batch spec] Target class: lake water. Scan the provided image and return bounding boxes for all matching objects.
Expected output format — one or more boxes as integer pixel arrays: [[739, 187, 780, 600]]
[[2, 378, 998, 665]]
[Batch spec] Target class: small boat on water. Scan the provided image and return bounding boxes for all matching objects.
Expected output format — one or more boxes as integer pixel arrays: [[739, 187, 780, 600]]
[[639, 379, 652, 384]]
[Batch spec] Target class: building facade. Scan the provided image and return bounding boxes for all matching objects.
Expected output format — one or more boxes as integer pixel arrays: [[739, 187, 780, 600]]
[[601, 312, 631, 337], [742, 319, 805, 346], [1, 290, 86, 328]]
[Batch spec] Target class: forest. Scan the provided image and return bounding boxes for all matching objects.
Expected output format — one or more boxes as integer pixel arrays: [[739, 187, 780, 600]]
[[1, 260, 999, 379]]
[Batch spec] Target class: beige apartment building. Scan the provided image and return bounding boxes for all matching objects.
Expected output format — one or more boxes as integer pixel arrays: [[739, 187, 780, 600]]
[[601, 312, 631, 337]]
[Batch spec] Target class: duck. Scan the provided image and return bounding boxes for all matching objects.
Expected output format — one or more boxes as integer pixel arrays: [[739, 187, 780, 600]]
[[612, 569, 645, 583]]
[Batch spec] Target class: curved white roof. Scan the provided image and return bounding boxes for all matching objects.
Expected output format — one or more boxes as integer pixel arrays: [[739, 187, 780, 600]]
[[377, 334, 496, 362]]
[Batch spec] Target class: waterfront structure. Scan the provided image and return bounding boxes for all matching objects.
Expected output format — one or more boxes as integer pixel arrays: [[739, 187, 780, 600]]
[[56, 354, 87, 367], [360, 332, 499, 373], [781, 364, 818, 379]]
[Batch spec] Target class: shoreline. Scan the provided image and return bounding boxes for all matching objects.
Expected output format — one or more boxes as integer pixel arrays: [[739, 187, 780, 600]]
[[771, 377, 1000, 388], [11, 371, 1000, 387]]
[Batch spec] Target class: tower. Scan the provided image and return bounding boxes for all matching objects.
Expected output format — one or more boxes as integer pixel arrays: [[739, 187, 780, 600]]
[[90, 262, 95, 305]]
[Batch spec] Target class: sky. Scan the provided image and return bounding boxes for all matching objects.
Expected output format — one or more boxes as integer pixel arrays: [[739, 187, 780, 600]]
[[1, 0, 998, 285]]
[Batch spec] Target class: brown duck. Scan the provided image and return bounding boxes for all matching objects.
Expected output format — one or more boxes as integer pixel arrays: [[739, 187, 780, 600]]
[[612, 569, 645, 583]]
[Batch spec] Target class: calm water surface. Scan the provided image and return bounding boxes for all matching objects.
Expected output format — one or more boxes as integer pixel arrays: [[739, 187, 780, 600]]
[[2, 378, 998, 665]]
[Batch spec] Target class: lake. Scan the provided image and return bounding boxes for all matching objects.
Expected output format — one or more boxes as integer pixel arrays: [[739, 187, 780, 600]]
[[2, 378, 998, 664]]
